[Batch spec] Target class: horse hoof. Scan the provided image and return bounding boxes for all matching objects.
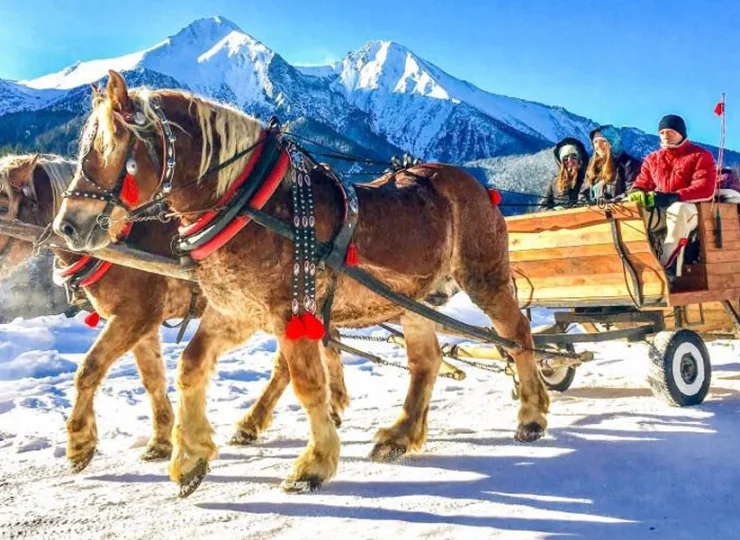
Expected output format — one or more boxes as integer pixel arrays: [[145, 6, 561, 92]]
[[229, 429, 258, 446], [369, 442, 407, 463], [281, 475, 323, 494], [140, 444, 172, 462], [515, 422, 545, 443], [178, 458, 210, 498], [68, 449, 95, 474]]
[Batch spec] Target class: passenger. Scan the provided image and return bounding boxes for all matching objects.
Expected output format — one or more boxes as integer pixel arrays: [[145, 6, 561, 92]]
[[579, 125, 642, 204], [541, 138, 588, 210], [718, 167, 740, 202], [628, 114, 717, 267]]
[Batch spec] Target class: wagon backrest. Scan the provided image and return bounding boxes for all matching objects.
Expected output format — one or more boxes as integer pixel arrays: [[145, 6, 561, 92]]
[[506, 204, 669, 308]]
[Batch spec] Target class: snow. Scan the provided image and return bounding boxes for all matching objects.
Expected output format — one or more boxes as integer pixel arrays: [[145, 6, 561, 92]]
[[1, 294, 740, 538]]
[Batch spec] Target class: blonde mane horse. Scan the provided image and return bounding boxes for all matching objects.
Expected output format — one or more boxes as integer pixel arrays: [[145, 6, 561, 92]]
[[54, 70, 549, 497]]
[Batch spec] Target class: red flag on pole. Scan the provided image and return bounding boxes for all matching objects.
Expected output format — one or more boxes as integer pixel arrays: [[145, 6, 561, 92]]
[[714, 101, 725, 116]]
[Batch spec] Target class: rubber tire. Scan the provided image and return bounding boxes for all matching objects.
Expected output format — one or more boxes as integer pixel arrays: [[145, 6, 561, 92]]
[[648, 329, 711, 407], [540, 366, 577, 392]]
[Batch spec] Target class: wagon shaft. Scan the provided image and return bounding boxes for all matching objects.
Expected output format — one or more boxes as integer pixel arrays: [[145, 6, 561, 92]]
[[0, 219, 197, 282]]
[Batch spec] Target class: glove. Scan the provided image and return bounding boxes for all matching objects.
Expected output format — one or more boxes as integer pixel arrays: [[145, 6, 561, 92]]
[[628, 190, 647, 206], [652, 192, 680, 208]]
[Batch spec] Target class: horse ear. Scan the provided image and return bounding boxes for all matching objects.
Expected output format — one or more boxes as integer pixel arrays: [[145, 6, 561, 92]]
[[106, 70, 131, 112], [29, 153, 40, 169]]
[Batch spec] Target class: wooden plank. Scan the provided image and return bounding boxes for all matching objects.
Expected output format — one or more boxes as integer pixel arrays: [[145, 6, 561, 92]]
[[703, 249, 740, 263], [509, 241, 653, 262], [506, 204, 642, 233], [704, 262, 740, 275], [669, 287, 740, 306], [511, 252, 663, 279], [514, 279, 667, 302], [707, 273, 740, 290], [509, 220, 648, 251], [700, 223, 740, 242], [704, 241, 740, 253]]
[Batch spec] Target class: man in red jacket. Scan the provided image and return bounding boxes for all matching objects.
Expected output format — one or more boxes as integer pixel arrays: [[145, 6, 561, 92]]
[[629, 114, 717, 267]]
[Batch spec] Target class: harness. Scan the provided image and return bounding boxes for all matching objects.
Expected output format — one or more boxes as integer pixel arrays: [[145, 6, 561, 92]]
[[62, 101, 177, 230]]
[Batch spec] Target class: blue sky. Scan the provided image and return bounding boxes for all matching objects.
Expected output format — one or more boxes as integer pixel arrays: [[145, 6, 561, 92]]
[[1, 0, 737, 148]]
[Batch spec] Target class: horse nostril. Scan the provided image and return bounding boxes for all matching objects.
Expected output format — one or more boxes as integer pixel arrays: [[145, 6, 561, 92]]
[[59, 220, 77, 239]]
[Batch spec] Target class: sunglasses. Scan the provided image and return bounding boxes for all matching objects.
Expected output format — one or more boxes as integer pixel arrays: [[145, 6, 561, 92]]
[[562, 154, 580, 162]]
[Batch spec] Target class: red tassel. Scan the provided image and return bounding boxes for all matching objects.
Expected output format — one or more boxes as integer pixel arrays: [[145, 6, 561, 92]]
[[488, 189, 502, 206], [345, 242, 359, 267], [84, 311, 101, 328], [286, 315, 306, 340], [301, 312, 326, 340], [121, 174, 139, 206]]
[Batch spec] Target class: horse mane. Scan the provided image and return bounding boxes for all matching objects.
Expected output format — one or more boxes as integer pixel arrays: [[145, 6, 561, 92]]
[[38, 155, 77, 212], [0, 153, 75, 212], [89, 86, 263, 198]]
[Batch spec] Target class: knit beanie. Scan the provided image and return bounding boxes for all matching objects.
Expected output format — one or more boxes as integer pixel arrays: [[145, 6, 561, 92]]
[[658, 114, 687, 140]]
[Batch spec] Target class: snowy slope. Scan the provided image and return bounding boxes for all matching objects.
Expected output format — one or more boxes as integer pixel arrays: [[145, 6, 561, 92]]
[[2, 295, 740, 539], [0, 79, 64, 116]]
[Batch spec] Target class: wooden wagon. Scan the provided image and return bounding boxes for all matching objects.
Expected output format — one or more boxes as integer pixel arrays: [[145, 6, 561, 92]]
[[504, 201, 740, 405]]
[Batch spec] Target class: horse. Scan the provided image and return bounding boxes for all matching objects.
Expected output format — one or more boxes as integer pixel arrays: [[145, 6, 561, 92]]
[[53, 70, 549, 495], [0, 152, 349, 473]]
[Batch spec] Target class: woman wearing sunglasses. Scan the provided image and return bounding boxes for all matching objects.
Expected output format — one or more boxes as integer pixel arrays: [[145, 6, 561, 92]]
[[541, 137, 589, 210]]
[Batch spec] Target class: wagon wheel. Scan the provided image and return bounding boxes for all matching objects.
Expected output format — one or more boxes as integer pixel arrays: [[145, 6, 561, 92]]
[[539, 342, 577, 393], [647, 329, 711, 407]]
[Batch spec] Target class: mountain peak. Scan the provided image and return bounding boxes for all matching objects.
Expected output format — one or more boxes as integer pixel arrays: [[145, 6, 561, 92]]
[[180, 16, 243, 36]]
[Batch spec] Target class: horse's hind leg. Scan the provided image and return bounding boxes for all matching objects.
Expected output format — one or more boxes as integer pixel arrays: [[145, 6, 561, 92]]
[[66, 315, 157, 472], [132, 330, 174, 461], [458, 274, 549, 441], [370, 312, 441, 462], [230, 333, 349, 445], [230, 350, 291, 445], [169, 306, 255, 497]]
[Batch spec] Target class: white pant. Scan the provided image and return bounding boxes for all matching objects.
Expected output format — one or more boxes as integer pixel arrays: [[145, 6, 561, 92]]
[[648, 202, 698, 266]]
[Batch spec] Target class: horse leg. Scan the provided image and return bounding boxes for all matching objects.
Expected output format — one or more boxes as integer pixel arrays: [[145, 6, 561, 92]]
[[276, 328, 340, 493], [132, 330, 174, 461], [370, 312, 441, 462], [67, 315, 155, 472], [322, 332, 350, 427], [460, 276, 549, 441], [169, 306, 255, 497], [230, 334, 349, 445], [230, 350, 290, 445]]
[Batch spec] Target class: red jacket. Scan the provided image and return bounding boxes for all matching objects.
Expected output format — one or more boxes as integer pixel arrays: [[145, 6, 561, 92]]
[[632, 141, 717, 201]]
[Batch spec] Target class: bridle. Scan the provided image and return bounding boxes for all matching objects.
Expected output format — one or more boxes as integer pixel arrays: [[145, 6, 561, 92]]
[[62, 99, 177, 229]]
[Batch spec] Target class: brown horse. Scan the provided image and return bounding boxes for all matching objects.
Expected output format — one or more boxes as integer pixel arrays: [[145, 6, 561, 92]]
[[53, 71, 549, 495], [0, 152, 348, 473]]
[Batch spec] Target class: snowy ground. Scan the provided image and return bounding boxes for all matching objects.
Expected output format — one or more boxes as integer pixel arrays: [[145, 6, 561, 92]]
[[1, 294, 739, 539]]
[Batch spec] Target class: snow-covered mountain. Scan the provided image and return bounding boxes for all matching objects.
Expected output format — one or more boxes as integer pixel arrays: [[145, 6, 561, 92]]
[[2, 16, 736, 174]]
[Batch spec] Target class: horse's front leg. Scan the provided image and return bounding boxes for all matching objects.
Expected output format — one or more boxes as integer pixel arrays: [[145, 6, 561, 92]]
[[169, 306, 255, 497], [67, 314, 157, 472], [275, 321, 340, 493]]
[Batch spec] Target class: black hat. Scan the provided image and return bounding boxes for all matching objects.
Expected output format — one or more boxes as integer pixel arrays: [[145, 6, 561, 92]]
[[658, 114, 687, 140]]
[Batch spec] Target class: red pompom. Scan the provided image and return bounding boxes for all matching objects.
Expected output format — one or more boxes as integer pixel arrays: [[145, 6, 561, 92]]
[[286, 315, 305, 340], [84, 311, 101, 328], [121, 174, 139, 206], [488, 189, 502, 206], [345, 242, 359, 267], [301, 312, 326, 340]]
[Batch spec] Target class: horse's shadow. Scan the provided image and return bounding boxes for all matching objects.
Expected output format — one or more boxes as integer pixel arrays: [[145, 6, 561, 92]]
[[192, 406, 740, 539]]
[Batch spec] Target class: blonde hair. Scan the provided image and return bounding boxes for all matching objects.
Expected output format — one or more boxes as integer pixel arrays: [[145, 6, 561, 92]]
[[0, 153, 75, 212], [584, 144, 615, 188], [87, 86, 263, 198]]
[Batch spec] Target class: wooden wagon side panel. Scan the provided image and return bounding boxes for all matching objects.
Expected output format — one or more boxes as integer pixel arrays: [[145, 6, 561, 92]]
[[506, 205, 669, 308]]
